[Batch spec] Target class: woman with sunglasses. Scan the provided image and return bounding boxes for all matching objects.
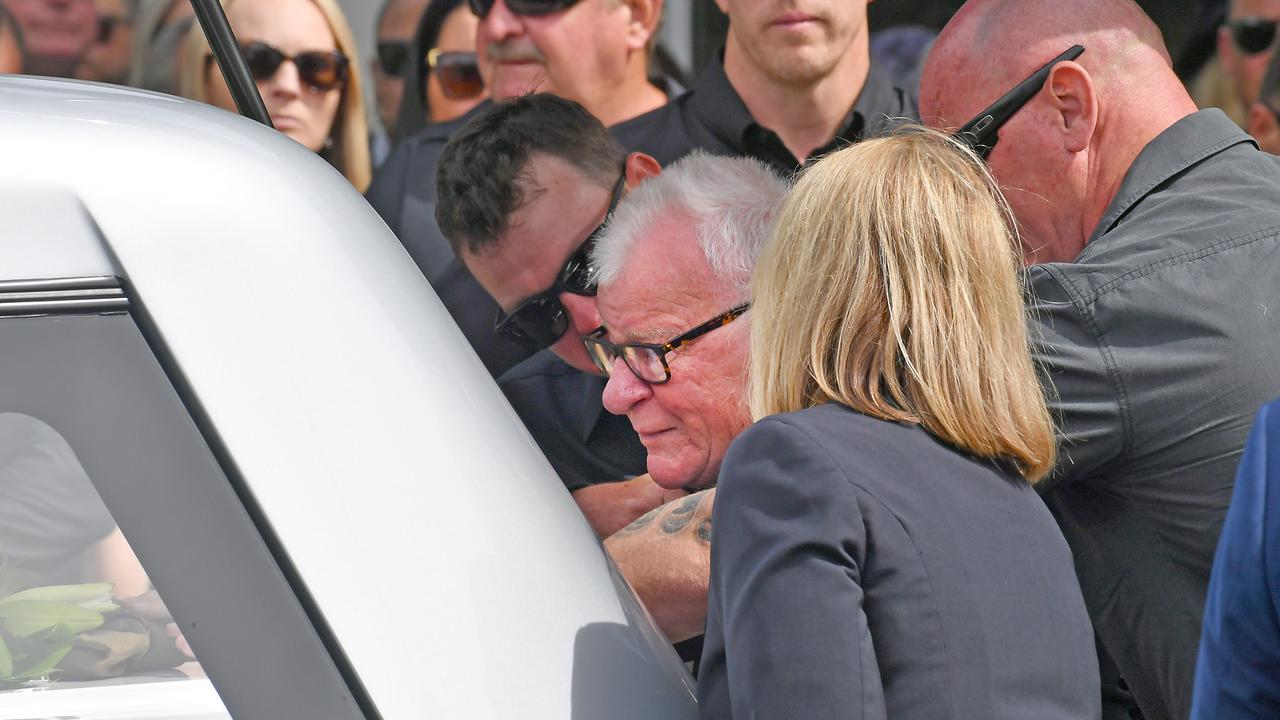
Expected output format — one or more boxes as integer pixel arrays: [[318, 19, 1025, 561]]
[[697, 128, 1100, 719], [178, 0, 371, 192], [386, 0, 483, 140]]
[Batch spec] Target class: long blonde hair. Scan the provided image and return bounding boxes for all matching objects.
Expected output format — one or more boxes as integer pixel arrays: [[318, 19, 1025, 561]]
[[177, 0, 371, 192], [750, 126, 1055, 482]]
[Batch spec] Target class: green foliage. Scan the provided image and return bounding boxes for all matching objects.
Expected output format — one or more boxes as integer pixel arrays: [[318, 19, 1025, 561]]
[[0, 564, 117, 683]]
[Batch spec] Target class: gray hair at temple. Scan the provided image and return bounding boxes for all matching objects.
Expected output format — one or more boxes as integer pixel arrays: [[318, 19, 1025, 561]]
[[591, 151, 789, 297]]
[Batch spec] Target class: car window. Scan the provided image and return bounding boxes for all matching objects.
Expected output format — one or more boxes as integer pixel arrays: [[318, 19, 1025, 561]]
[[0, 411, 231, 719]]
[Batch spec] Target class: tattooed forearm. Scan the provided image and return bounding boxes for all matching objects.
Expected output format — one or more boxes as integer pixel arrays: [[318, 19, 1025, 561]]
[[696, 517, 712, 543], [615, 505, 661, 535], [613, 489, 714, 542], [660, 493, 703, 534]]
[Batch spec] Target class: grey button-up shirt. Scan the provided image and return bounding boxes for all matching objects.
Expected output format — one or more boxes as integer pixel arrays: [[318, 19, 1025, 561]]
[[1029, 109, 1280, 720]]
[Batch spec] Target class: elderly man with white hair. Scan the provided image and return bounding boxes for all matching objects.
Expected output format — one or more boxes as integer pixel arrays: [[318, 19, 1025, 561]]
[[587, 151, 788, 643]]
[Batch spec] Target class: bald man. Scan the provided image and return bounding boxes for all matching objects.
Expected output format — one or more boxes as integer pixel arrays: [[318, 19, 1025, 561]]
[[921, 2, 1280, 719]]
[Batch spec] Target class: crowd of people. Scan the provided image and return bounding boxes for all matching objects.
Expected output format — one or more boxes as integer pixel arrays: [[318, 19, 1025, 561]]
[[4, 0, 1280, 717]]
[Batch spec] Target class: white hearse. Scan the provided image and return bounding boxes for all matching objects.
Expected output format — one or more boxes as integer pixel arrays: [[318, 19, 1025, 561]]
[[0, 74, 696, 719]]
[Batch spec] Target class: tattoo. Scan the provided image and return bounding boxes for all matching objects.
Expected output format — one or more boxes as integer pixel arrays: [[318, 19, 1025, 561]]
[[696, 518, 712, 544], [660, 493, 706, 535], [617, 506, 661, 535]]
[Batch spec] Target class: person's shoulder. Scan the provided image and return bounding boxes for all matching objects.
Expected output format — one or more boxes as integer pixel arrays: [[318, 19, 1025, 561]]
[[610, 93, 699, 162]]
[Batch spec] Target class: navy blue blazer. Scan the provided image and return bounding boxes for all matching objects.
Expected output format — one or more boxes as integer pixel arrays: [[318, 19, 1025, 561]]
[[698, 403, 1100, 719], [1192, 398, 1280, 719]]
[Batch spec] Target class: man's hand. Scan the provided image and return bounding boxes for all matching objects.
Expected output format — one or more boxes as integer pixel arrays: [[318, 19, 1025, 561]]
[[605, 488, 715, 643], [572, 474, 689, 538]]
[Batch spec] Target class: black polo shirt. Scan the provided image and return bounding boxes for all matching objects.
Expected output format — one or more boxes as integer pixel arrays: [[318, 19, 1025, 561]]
[[499, 350, 648, 492], [612, 54, 919, 174]]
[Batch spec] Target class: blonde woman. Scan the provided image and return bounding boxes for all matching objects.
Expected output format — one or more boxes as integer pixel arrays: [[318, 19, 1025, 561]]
[[696, 128, 1100, 720], [178, 0, 371, 192]]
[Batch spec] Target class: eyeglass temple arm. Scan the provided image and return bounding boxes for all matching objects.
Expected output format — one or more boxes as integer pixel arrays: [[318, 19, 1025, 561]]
[[955, 44, 1085, 150]]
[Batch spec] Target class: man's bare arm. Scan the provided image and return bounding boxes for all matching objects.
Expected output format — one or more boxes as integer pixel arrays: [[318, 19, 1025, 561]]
[[572, 474, 688, 538], [605, 488, 715, 643]]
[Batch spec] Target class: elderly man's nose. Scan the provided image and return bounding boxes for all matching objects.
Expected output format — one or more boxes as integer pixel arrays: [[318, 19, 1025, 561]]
[[602, 357, 649, 416]]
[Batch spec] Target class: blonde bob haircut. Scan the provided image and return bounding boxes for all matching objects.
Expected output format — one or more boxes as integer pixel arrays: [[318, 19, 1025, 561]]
[[750, 126, 1055, 482], [177, 0, 372, 192]]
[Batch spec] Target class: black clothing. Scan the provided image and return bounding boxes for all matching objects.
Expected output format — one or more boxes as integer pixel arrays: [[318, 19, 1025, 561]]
[[498, 351, 647, 492], [0, 413, 115, 579], [611, 56, 918, 175], [1028, 109, 1280, 720], [699, 404, 1100, 719]]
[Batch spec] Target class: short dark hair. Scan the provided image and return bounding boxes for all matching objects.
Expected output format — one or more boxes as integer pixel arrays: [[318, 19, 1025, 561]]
[[435, 94, 627, 256]]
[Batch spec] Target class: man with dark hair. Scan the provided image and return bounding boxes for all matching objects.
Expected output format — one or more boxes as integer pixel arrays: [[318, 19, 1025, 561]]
[[436, 94, 684, 539], [367, 0, 669, 378], [613, 0, 916, 173], [0, 1, 26, 73]]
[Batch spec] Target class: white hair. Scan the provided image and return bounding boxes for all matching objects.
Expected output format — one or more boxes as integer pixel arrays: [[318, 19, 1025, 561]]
[[591, 151, 789, 296]]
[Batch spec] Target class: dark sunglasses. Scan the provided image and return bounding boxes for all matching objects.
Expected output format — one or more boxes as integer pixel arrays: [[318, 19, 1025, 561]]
[[241, 41, 349, 93], [96, 15, 125, 45], [377, 40, 410, 77], [493, 169, 627, 350], [954, 44, 1085, 160], [427, 49, 484, 99], [584, 304, 751, 385], [1229, 17, 1279, 55], [468, 0, 581, 19]]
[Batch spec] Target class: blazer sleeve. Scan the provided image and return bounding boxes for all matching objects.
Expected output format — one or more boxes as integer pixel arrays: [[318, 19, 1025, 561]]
[[698, 417, 885, 720], [1191, 400, 1280, 718]]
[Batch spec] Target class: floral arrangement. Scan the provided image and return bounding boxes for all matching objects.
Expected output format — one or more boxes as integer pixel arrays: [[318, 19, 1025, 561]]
[[0, 564, 118, 683]]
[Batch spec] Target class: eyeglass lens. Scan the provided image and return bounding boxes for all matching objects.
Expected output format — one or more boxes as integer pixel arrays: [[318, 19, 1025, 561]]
[[497, 297, 569, 349], [242, 42, 348, 93], [433, 52, 485, 99], [586, 336, 667, 383]]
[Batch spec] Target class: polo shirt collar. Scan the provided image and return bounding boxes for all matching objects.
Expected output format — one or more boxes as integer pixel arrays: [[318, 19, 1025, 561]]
[[1090, 109, 1257, 243], [689, 51, 897, 169]]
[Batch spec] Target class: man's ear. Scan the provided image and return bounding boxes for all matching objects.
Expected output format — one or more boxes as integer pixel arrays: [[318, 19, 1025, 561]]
[[625, 152, 661, 188], [622, 0, 662, 51], [1045, 61, 1097, 154]]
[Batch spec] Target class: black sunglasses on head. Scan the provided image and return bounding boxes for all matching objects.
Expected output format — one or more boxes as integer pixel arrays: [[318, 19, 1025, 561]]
[[1229, 17, 1279, 55], [954, 45, 1085, 160], [241, 41, 349, 93], [493, 169, 627, 350], [468, 0, 582, 19]]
